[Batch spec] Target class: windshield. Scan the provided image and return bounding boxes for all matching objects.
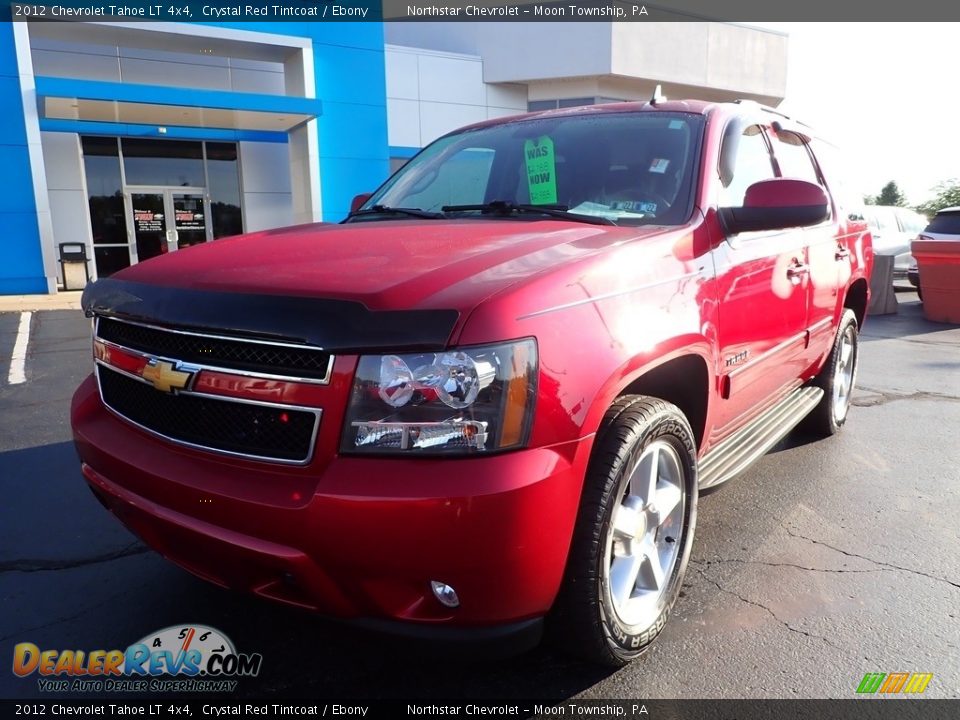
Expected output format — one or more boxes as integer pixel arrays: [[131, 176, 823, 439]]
[[358, 111, 705, 226]]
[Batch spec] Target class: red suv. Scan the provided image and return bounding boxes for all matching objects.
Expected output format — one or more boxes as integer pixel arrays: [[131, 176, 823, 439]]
[[72, 99, 872, 666]]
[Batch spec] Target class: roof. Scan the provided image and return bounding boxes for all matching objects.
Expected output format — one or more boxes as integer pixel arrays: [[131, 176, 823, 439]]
[[448, 99, 726, 136]]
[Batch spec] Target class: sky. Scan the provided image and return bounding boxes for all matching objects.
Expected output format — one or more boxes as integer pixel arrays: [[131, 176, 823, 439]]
[[755, 23, 960, 206]]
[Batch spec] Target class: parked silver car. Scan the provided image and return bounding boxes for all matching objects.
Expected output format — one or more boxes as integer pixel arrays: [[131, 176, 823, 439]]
[[863, 205, 928, 282]]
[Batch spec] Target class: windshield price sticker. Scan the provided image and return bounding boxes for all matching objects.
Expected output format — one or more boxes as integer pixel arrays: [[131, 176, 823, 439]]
[[524, 136, 558, 205]]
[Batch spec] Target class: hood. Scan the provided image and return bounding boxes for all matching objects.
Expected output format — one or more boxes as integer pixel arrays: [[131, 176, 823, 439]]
[[83, 219, 670, 351], [116, 219, 661, 311]]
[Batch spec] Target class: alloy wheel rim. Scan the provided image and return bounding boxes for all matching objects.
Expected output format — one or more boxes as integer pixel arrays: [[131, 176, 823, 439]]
[[832, 328, 856, 423], [604, 440, 686, 628]]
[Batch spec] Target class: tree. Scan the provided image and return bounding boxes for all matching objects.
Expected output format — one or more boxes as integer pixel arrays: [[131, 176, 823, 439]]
[[916, 179, 960, 217], [867, 180, 907, 207]]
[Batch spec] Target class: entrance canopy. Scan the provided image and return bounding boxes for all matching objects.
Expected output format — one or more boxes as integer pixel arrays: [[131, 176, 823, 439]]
[[29, 21, 322, 134], [37, 76, 320, 134]]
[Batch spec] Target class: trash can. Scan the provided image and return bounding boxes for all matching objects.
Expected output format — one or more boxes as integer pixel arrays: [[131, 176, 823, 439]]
[[912, 239, 960, 323], [59, 243, 90, 291]]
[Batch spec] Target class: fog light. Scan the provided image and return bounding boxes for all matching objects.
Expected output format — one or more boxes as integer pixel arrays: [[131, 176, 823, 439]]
[[430, 580, 460, 608]]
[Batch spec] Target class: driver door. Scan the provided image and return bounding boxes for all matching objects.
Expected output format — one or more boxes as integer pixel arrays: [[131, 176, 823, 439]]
[[710, 123, 811, 439]]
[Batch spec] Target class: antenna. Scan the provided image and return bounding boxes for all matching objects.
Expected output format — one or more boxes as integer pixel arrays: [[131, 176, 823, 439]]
[[650, 84, 666, 105]]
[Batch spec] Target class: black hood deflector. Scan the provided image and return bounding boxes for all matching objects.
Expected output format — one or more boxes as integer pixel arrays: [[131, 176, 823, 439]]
[[81, 278, 460, 353]]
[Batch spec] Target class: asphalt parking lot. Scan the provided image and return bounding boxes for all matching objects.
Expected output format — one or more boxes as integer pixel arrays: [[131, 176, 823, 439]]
[[1, 294, 958, 701]]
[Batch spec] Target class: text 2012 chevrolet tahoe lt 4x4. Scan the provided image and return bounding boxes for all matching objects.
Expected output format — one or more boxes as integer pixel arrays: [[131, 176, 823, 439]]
[[72, 99, 872, 666]]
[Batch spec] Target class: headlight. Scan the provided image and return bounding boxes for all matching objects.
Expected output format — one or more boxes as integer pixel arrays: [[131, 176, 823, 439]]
[[341, 339, 538, 455]]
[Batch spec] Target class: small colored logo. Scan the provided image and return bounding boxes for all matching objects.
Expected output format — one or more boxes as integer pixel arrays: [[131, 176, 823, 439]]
[[856, 672, 933, 694], [140, 358, 194, 393], [12, 624, 261, 693]]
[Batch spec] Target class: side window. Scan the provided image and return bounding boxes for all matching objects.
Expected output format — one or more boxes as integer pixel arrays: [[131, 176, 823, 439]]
[[720, 125, 775, 207], [810, 139, 859, 223], [402, 147, 496, 211], [772, 131, 821, 185], [898, 210, 926, 234]]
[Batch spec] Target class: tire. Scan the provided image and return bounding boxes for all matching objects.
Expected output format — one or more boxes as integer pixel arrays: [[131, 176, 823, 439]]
[[800, 309, 860, 437], [917, 285, 923, 301], [548, 396, 698, 667]]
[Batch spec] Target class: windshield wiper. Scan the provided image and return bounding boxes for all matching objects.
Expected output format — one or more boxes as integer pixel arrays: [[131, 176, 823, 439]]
[[441, 200, 616, 226], [347, 204, 445, 220]]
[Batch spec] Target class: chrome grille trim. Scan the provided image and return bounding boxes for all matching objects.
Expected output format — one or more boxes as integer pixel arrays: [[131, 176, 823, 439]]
[[94, 316, 335, 385], [94, 362, 322, 466]]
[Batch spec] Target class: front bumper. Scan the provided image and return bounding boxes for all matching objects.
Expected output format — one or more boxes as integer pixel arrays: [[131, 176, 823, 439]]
[[72, 375, 590, 635]]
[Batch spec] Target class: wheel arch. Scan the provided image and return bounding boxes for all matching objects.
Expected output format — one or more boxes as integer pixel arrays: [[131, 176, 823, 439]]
[[584, 345, 713, 454], [843, 277, 869, 329], [618, 353, 711, 451]]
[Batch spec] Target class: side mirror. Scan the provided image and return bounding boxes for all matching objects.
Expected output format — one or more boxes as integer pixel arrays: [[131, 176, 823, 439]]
[[720, 178, 829, 235], [350, 193, 373, 213]]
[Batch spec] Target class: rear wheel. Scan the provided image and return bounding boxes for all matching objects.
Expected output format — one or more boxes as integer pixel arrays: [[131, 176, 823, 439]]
[[549, 396, 698, 666], [801, 309, 859, 437]]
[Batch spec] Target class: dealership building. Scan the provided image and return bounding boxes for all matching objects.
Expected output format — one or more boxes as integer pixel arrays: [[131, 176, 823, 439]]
[[0, 19, 786, 295]]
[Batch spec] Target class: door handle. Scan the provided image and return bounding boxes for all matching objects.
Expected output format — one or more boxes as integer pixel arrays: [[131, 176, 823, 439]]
[[786, 262, 809, 285], [835, 248, 850, 261]]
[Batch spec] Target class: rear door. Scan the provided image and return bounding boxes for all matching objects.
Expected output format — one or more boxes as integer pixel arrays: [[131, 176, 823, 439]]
[[769, 128, 844, 367]]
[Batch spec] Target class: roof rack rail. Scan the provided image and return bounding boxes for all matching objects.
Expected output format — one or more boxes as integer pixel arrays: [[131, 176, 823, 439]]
[[732, 98, 792, 121]]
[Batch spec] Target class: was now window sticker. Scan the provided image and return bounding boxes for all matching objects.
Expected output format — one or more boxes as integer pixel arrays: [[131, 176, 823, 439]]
[[524, 136, 558, 205]]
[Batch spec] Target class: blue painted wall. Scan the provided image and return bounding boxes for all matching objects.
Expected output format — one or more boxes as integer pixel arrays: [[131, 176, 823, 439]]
[[214, 22, 390, 221], [0, 24, 47, 295], [1, 22, 390, 294]]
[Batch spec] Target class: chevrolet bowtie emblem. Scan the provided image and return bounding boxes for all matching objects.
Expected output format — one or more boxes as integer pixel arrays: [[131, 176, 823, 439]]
[[141, 359, 193, 393]]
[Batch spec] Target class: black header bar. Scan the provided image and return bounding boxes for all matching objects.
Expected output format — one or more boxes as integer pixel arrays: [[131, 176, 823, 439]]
[[6, 1, 960, 22]]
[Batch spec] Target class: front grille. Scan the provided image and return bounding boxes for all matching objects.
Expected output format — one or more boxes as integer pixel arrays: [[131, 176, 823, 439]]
[[98, 366, 318, 463], [97, 317, 332, 381]]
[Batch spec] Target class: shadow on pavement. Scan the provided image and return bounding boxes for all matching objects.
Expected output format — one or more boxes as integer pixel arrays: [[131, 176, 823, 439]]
[[862, 295, 960, 341], [1, 442, 614, 700]]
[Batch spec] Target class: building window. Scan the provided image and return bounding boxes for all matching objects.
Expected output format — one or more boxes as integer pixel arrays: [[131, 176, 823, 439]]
[[81, 136, 245, 277], [121, 138, 205, 187], [558, 97, 595, 108], [206, 142, 243, 238], [528, 100, 558, 112], [81, 137, 130, 278], [528, 97, 612, 112]]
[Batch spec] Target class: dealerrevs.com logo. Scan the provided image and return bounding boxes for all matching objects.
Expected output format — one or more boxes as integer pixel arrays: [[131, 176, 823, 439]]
[[12, 624, 262, 693]]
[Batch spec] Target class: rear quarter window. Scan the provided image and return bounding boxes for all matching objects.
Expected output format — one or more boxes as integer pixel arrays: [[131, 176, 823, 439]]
[[924, 211, 960, 235]]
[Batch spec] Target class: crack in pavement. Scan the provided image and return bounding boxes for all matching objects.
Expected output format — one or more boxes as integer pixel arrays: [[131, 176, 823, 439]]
[[689, 562, 858, 658], [852, 386, 960, 407], [748, 505, 960, 592], [692, 557, 887, 575], [0, 542, 150, 574], [779, 525, 960, 592], [0, 589, 135, 645]]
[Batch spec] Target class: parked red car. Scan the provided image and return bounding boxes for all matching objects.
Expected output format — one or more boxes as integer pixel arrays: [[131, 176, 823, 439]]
[[72, 99, 872, 666]]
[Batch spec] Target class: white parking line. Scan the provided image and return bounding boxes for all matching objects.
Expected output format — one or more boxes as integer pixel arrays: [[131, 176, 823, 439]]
[[8, 311, 32, 385]]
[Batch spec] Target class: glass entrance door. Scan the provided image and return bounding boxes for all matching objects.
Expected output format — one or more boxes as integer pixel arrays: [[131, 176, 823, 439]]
[[130, 192, 168, 263], [126, 188, 212, 264], [172, 193, 208, 249]]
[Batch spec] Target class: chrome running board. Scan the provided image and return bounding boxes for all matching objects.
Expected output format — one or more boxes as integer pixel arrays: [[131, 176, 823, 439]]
[[698, 386, 824, 490]]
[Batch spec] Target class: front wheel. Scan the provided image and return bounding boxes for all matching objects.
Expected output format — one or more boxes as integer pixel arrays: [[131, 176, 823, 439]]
[[548, 396, 698, 666]]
